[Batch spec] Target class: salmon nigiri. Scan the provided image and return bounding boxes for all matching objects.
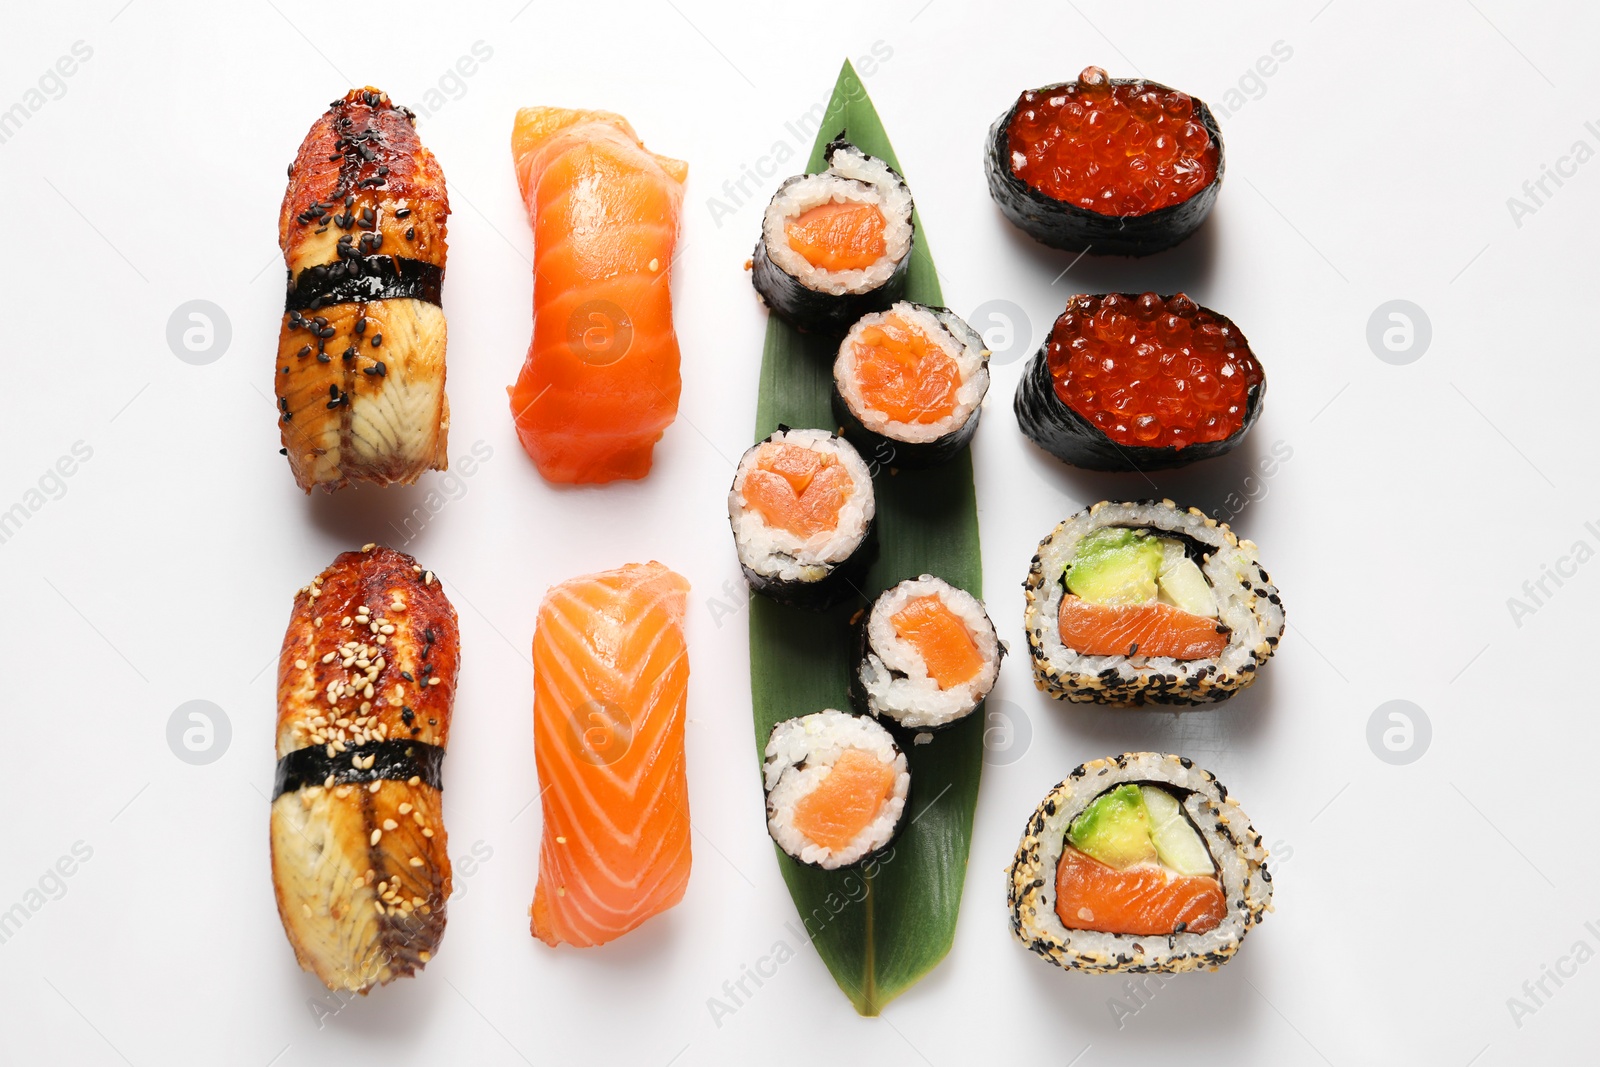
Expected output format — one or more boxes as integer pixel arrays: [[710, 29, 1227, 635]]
[[509, 108, 687, 483], [530, 562, 692, 947]]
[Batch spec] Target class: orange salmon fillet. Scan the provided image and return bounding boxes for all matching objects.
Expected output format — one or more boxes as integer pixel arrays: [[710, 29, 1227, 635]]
[[530, 562, 692, 947], [1058, 594, 1228, 660], [509, 108, 687, 484], [1055, 845, 1225, 936]]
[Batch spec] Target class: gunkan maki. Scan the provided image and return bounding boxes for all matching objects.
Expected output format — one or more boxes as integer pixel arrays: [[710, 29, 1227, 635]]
[[986, 67, 1224, 256], [832, 302, 990, 468], [1015, 292, 1264, 472], [752, 138, 915, 333]]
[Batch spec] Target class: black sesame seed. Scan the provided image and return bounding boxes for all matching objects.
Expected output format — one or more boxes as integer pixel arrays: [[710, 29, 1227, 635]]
[[370, 334, 382, 347], [354, 317, 367, 334]]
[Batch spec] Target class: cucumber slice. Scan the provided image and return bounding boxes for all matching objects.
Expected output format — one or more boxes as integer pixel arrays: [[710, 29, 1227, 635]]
[[1141, 785, 1215, 877], [1156, 541, 1218, 618], [1066, 784, 1157, 869], [1065, 528, 1163, 605]]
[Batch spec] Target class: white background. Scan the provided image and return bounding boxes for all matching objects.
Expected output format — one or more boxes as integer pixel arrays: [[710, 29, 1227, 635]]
[[2, 1, 1595, 1064]]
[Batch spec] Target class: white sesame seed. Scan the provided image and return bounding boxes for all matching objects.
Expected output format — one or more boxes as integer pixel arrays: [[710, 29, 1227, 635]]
[[408, 857, 423, 868], [407, 775, 420, 786], [418, 951, 431, 962], [302, 903, 312, 918], [427, 677, 440, 686], [398, 803, 412, 815], [369, 780, 381, 793], [370, 829, 382, 845], [361, 543, 375, 552], [555, 836, 566, 844], [421, 827, 434, 838], [374, 901, 385, 915], [383, 819, 398, 831]]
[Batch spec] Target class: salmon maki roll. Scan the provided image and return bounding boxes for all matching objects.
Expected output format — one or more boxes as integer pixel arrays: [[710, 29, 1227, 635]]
[[849, 575, 1002, 731], [728, 428, 876, 610], [1009, 753, 1273, 974], [270, 545, 459, 992], [276, 88, 451, 492], [509, 108, 687, 483], [752, 138, 915, 334], [832, 302, 991, 468], [763, 710, 910, 869], [1023, 500, 1284, 706], [530, 562, 692, 947]]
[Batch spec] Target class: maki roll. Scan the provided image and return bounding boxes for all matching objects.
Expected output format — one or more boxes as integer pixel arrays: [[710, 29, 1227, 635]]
[[833, 302, 991, 468], [986, 67, 1223, 256], [1015, 292, 1264, 472], [764, 710, 910, 869], [752, 138, 915, 333], [1009, 753, 1272, 974], [1023, 500, 1283, 706], [849, 575, 1002, 730], [729, 428, 875, 609]]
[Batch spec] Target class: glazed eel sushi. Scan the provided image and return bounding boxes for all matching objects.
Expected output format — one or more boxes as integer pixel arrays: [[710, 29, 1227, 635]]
[[850, 575, 1002, 730], [1024, 501, 1283, 706], [1015, 293, 1264, 471], [271, 545, 458, 992], [833, 302, 991, 468], [987, 67, 1223, 256], [729, 428, 876, 609], [752, 138, 914, 333], [1009, 753, 1272, 974], [764, 710, 910, 869], [276, 88, 450, 492]]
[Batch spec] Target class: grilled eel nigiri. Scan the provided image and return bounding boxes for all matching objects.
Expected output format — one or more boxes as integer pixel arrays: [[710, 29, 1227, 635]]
[[271, 544, 459, 992], [276, 88, 450, 492]]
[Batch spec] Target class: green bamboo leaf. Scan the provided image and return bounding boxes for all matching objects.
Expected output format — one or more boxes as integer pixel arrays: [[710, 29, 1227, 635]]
[[748, 58, 984, 1016]]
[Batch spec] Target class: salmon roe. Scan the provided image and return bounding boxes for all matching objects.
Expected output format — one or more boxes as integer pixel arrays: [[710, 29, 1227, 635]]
[[1047, 292, 1261, 450], [1006, 66, 1218, 216]]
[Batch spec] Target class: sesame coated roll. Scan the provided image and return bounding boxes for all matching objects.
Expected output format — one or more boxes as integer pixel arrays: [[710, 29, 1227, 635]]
[[270, 544, 458, 993]]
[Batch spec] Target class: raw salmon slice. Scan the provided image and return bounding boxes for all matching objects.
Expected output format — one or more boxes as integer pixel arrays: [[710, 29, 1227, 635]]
[[508, 108, 687, 484], [530, 562, 691, 948], [1058, 594, 1227, 659], [741, 443, 852, 537], [851, 313, 960, 424], [1054, 845, 1224, 936], [785, 201, 887, 271], [791, 749, 898, 851], [891, 596, 983, 688]]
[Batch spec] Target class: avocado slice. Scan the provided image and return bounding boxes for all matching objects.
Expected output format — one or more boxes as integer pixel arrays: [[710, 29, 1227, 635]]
[[1141, 785, 1215, 877], [1067, 783, 1157, 869], [1156, 540, 1218, 618], [1065, 528, 1164, 605]]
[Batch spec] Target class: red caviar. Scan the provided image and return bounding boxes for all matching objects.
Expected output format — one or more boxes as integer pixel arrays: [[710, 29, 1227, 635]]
[[1006, 66, 1219, 216], [1046, 293, 1261, 451]]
